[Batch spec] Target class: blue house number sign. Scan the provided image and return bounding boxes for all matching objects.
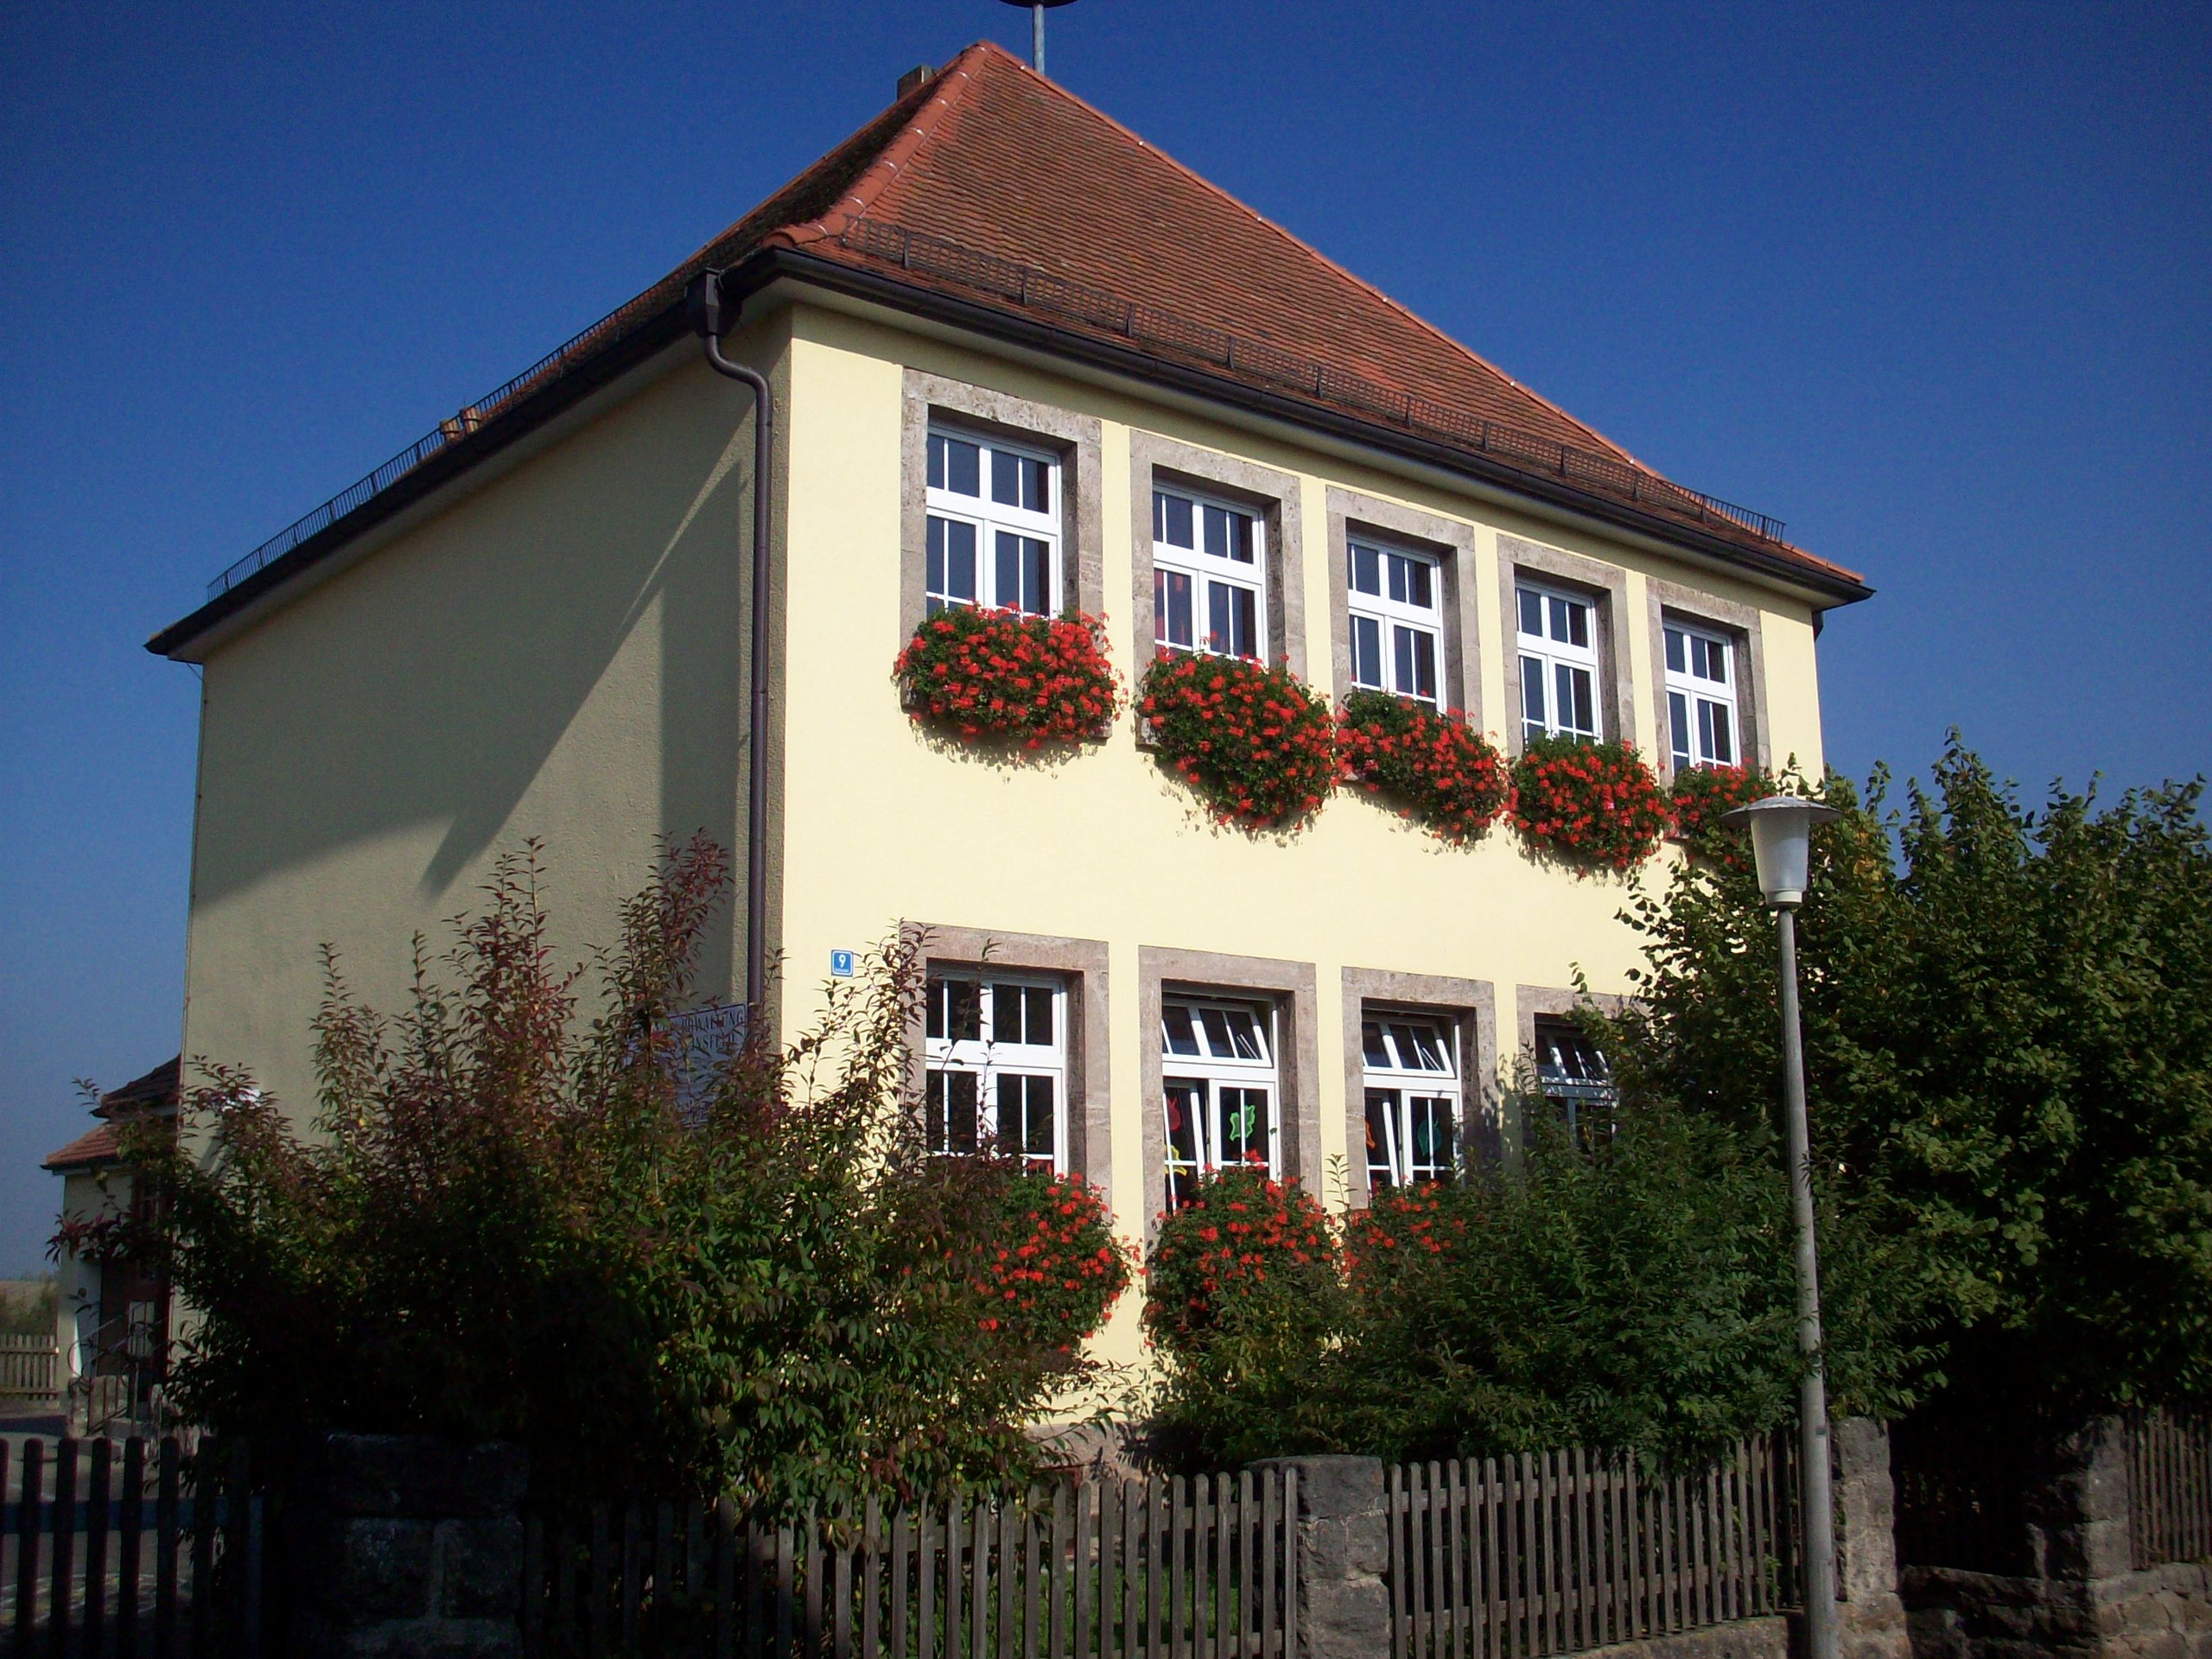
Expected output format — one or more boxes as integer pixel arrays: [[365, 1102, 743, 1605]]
[[830, 949, 855, 978]]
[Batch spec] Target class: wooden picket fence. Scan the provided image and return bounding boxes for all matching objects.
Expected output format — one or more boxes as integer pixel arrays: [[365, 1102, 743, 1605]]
[[2127, 1411, 2212, 1571], [0, 1338, 57, 1403], [521, 1468, 1300, 1659], [2, 1435, 264, 1657], [1386, 1435, 1801, 1659]]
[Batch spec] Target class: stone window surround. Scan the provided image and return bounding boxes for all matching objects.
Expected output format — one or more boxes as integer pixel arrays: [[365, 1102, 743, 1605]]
[[1128, 432, 1308, 683], [899, 369, 1106, 639], [1497, 534, 1638, 756], [1340, 967, 1498, 1207], [1139, 946, 1320, 1234], [1643, 576, 1771, 780], [1325, 488, 1484, 729], [902, 922, 1112, 1205]]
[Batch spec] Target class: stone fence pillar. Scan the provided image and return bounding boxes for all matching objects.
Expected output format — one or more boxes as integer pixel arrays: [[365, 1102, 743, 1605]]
[[286, 1433, 529, 1658], [1251, 1455, 1391, 1659], [1836, 1417, 1912, 1659]]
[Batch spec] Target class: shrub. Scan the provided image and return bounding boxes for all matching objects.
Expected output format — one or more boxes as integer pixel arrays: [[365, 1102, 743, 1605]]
[[1510, 735, 1670, 873], [976, 1169, 1130, 1353], [893, 607, 1123, 747], [1668, 763, 1776, 868], [128, 837, 1127, 1513], [1138, 653, 1338, 830], [1142, 1168, 1338, 1352], [1337, 691, 1512, 843]]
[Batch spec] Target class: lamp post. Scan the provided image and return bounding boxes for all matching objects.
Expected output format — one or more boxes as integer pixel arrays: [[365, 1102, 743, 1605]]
[[1722, 794, 1843, 1659]]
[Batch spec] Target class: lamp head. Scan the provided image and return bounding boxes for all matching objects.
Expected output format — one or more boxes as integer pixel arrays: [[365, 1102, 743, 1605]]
[[1720, 795, 1842, 908]]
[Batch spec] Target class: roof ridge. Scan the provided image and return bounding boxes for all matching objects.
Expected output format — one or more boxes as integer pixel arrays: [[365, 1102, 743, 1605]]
[[957, 46, 1643, 468], [780, 41, 998, 249]]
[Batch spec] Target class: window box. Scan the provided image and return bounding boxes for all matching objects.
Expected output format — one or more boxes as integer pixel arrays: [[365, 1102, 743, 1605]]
[[1337, 690, 1510, 843], [1510, 734, 1669, 874], [1137, 653, 1338, 830]]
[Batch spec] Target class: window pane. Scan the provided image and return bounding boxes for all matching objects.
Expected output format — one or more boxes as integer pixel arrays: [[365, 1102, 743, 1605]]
[[1203, 505, 1230, 560], [1351, 543, 1381, 595], [1665, 627, 1685, 674], [1155, 492, 1194, 549], [1396, 626, 1437, 702], [1406, 557, 1433, 611], [991, 449, 1046, 512], [1163, 1004, 1201, 1057], [1227, 585, 1257, 657], [929, 1071, 981, 1155], [1517, 588, 1543, 638], [1207, 583, 1232, 657], [1361, 1020, 1389, 1066], [1198, 1007, 1234, 1057], [944, 520, 976, 603], [1566, 598, 1591, 649], [1221, 1007, 1265, 1061], [1710, 702, 1734, 765], [1408, 1095, 1456, 1181], [947, 980, 981, 1042], [926, 517, 945, 601], [1365, 1090, 1398, 1190], [1164, 1080, 1204, 1207], [1351, 615, 1383, 688], [999, 1074, 1056, 1161], [1218, 1086, 1271, 1167], [926, 978, 948, 1041], [1670, 691, 1691, 770], [1548, 594, 1571, 642], [1024, 986, 1054, 1046], [1522, 656, 1548, 734], [995, 534, 1050, 615], [939, 436, 980, 497], [1387, 555, 1408, 605], [1156, 569, 1194, 648], [990, 982, 1027, 1044], [1566, 665, 1595, 735], [928, 432, 946, 491]]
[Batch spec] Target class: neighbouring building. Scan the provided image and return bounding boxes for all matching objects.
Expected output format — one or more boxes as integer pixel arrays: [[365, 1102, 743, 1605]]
[[43, 1056, 177, 1430], [138, 42, 1869, 1361]]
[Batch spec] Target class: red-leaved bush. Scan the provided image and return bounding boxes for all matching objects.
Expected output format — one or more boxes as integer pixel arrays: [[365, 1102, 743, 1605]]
[[1139, 652, 1338, 830], [894, 607, 1123, 747], [1337, 690, 1512, 843], [1510, 735, 1671, 874], [1142, 1167, 1338, 1352]]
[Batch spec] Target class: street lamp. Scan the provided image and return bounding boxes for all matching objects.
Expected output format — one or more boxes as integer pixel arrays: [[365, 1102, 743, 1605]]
[[1722, 794, 1843, 1659]]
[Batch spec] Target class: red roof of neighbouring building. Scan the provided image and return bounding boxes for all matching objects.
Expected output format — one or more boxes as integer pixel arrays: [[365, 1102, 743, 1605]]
[[45, 1055, 181, 1170], [44, 1122, 126, 1173]]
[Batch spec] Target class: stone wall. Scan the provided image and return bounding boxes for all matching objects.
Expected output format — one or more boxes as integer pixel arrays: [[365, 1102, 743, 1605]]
[[1900, 1418, 2212, 1659], [283, 1433, 527, 1659]]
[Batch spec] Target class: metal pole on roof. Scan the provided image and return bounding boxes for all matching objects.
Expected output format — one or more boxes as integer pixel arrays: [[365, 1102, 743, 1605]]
[[997, 0, 1073, 75]]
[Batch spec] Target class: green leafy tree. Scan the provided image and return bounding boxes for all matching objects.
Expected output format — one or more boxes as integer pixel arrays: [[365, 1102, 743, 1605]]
[[1597, 740, 2212, 1416]]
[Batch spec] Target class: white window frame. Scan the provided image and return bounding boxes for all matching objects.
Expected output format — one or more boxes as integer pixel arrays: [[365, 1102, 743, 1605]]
[[1160, 993, 1281, 1205], [925, 427, 1063, 618], [1360, 1010, 1462, 1191], [924, 969, 1069, 1172], [1663, 619, 1739, 772], [1532, 1019, 1616, 1141], [1347, 537, 1443, 704], [1516, 581, 1603, 742], [1152, 485, 1268, 661]]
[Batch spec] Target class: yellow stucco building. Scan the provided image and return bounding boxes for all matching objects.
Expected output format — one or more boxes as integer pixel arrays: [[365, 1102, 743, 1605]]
[[141, 42, 1869, 1358]]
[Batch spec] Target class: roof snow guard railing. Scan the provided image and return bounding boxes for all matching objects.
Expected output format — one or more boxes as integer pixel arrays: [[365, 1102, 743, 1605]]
[[201, 291, 665, 601], [841, 218, 1789, 547]]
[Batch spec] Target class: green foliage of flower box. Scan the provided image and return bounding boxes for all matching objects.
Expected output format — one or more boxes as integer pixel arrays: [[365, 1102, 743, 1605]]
[[1338, 690, 1512, 843], [1138, 652, 1338, 830]]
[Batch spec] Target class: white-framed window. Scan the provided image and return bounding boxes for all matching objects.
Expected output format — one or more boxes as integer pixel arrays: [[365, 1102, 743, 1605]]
[[1348, 538, 1442, 703], [1153, 486, 1266, 659], [1516, 582, 1601, 743], [1160, 993, 1280, 1206], [924, 969, 1068, 1172], [1361, 1011, 1461, 1191], [1664, 620, 1739, 772], [925, 428, 1061, 617], [1532, 1019, 1615, 1142]]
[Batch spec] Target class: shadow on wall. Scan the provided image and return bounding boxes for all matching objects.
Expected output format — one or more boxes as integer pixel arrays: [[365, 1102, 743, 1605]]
[[188, 352, 760, 1002]]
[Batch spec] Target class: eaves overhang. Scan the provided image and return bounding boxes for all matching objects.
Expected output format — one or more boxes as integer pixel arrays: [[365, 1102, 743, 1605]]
[[149, 246, 1868, 662]]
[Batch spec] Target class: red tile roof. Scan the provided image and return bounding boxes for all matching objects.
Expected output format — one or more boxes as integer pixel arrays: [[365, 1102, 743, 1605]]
[[153, 41, 1862, 657], [93, 1055, 181, 1120], [44, 1122, 125, 1172]]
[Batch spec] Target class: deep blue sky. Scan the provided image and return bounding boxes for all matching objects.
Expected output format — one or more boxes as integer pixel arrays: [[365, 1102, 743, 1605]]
[[2, 0, 2206, 1268]]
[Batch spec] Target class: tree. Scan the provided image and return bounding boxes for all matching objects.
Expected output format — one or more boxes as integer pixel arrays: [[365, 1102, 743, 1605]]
[[129, 837, 1128, 1511], [1597, 740, 2212, 1416]]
